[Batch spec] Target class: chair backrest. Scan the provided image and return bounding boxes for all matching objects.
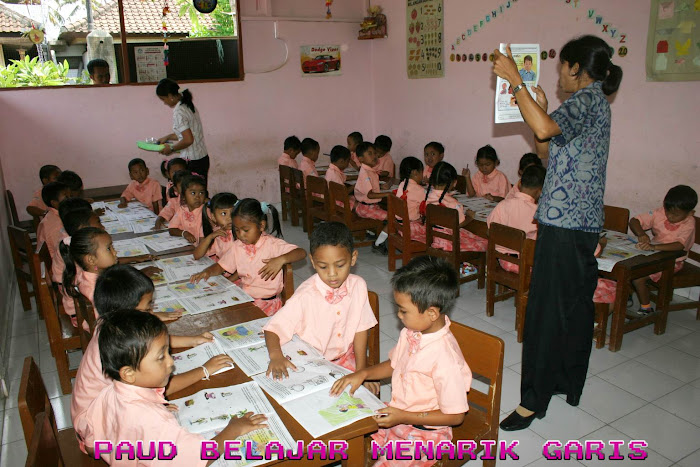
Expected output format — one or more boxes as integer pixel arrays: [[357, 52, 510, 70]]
[[6, 189, 21, 226], [74, 294, 96, 352], [328, 181, 352, 224], [305, 175, 329, 213], [487, 223, 526, 270], [367, 291, 381, 367], [32, 244, 64, 346], [18, 357, 56, 449], [25, 412, 64, 467], [386, 195, 412, 241], [290, 167, 306, 201], [521, 238, 537, 284], [425, 204, 460, 267], [603, 205, 630, 234], [281, 263, 294, 305], [8, 225, 35, 275], [450, 321, 504, 438], [690, 216, 700, 263], [279, 165, 294, 196], [455, 175, 467, 195]]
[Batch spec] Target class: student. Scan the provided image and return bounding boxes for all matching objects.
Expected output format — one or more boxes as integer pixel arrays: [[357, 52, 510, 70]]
[[57, 170, 85, 199], [36, 182, 71, 283], [87, 58, 110, 85], [191, 198, 306, 316], [506, 152, 543, 200], [299, 137, 320, 181], [394, 156, 426, 242], [354, 142, 391, 254], [325, 145, 355, 209], [161, 157, 188, 204], [463, 145, 510, 201], [194, 192, 239, 260], [168, 173, 207, 243], [83, 309, 262, 463], [118, 158, 162, 213], [347, 131, 363, 169], [26, 164, 61, 218], [72, 266, 228, 454], [373, 135, 395, 178], [155, 169, 190, 230], [330, 255, 472, 465], [264, 222, 378, 385], [421, 161, 487, 253], [630, 185, 697, 315], [423, 141, 444, 183], [278, 135, 302, 169]]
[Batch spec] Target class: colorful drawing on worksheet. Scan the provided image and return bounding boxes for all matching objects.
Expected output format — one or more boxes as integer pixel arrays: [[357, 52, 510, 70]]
[[217, 325, 255, 341], [318, 393, 373, 426]]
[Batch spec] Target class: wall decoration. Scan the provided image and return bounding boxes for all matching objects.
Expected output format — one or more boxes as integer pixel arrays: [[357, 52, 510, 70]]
[[450, 0, 521, 52], [646, 0, 700, 80], [359, 5, 388, 40], [300, 45, 342, 76], [407, 0, 444, 79], [135, 46, 168, 83]]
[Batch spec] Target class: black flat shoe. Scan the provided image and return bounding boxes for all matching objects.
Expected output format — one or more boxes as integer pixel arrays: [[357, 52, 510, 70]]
[[566, 394, 580, 406], [499, 410, 546, 431]]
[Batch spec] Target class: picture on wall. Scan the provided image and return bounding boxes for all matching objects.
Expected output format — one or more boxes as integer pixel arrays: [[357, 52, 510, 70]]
[[407, 0, 444, 79], [300, 45, 342, 77], [646, 0, 700, 81]]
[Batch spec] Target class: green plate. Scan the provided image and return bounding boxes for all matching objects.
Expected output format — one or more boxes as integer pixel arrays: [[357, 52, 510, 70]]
[[137, 141, 165, 152]]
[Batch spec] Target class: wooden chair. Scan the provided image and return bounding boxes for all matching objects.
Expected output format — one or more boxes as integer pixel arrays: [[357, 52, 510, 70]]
[[8, 226, 37, 311], [425, 204, 486, 290], [74, 294, 97, 353], [25, 412, 63, 467], [434, 322, 504, 467], [33, 244, 81, 394], [281, 263, 294, 305], [6, 189, 35, 231], [649, 216, 700, 320], [603, 204, 630, 233], [19, 357, 106, 466], [367, 291, 381, 366], [327, 182, 383, 248], [305, 175, 331, 238], [290, 167, 307, 231], [485, 223, 528, 319], [279, 166, 295, 223], [386, 195, 426, 271]]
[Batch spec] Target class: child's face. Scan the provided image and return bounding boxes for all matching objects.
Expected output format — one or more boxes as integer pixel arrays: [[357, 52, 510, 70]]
[[305, 147, 320, 162], [394, 291, 438, 333], [347, 137, 358, 153], [51, 189, 71, 210], [233, 216, 264, 245], [375, 148, 387, 158], [310, 245, 358, 289], [168, 164, 187, 180], [359, 147, 378, 167], [183, 183, 206, 211], [88, 213, 105, 230], [213, 207, 234, 231], [476, 158, 497, 175], [136, 291, 155, 313], [523, 59, 532, 71], [42, 169, 61, 186], [129, 164, 149, 184], [665, 207, 693, 224], [89, 234, 118, 271], [423, 147, 443, 168], [334, 157, 351, 171], [126, 332, 175, 388]]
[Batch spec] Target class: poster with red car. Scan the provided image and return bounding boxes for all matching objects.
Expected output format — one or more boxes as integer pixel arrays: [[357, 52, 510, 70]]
[[407, 0, 444, 79], [300, 45, 342, 77]]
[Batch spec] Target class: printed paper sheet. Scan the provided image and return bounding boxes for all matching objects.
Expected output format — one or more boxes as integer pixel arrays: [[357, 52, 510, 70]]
[[157, 255, 216, 283], [111, 238, 150, 258], [140, 233, 192, 252], [172, 340, 234, 376], [252, 359, 350, 404], [596, 230, 655, 272], [229, 336, 323, 377], [213, 318, 270, 351], [495, 43, 540, 123]]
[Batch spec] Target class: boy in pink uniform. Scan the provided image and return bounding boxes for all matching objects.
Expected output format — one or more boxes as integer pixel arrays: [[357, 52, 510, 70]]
[[394, 157, 426, 242], [325, 145, 355, 210], [83, 309, 264, 463], [373, 135, 395, 178], [299, 137, 320, 181], [36, 182, 71, 308], [277, 135, 302, 169], [630, 185, 697, 315], [72, 265, 230, 452], [119, 158, 163, 213], [26, 164, 61, 218], [464, 145, 510, 201], [331, 255, 472, 466], [422, 142, 444, 184], [347, 131, 363, 170], [264, 222, 378, 390], [506, 153, 543, 200]]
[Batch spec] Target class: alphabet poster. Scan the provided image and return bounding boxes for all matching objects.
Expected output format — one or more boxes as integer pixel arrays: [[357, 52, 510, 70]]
[[407, 0, 444, 79], [646, 0, 700, 81]]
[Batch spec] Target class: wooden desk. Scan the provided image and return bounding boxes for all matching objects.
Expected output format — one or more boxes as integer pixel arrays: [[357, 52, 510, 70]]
[[167, 304, 377, 466], [84, 184, 129, 202]]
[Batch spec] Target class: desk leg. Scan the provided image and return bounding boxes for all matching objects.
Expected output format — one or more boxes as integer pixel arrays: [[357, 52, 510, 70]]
[[608, 274, 630, 352], [654, 262, 673, 335], [342, 436, 364, 467]]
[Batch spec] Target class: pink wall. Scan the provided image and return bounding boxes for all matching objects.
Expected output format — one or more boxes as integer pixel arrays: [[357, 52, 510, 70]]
[[371, 0, 699, 217]]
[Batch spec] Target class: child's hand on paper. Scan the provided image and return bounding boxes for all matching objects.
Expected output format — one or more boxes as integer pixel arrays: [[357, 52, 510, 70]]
[[140, 266, 162, 278], [94, 208, 106, 216], [266, 355, 297, 381], [152, 310, 183, 323], [363, 381, 380, 396], [227, 412, 267, 438], [637, 233, 651, 246], [117, 201, 128, 209], [258, 256, 285, 281], [164, 403, 179, 413], [484, 194, 495, 202], [183, 231, 196, 243], [190, 269, 212, 283], [204, 354, 235, 375], [154, 217, 166, 230], [465, 209, 476, 220], [636, 242, 655, 251], [329, 371, 366, 397], [373, 407, 406, 428], [190, 332, 214, 346]]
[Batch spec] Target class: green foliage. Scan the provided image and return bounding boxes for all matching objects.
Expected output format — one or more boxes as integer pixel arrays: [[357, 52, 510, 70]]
[[174, 0, 236, 38], [0, 56, 87, 88]]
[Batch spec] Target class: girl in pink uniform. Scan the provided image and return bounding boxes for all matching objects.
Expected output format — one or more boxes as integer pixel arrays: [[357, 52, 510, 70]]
[[168, 173, 207, 244], [464, 144, 510, 201], [394, 157, 426, 242], [193, 192, 238, 260]]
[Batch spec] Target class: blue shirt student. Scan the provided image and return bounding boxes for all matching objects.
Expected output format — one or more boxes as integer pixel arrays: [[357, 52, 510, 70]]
[[536, 81, 610, 233], [519, 68, 537, 82]]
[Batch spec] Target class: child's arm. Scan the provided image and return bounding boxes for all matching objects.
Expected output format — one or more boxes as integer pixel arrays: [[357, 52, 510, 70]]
[[458, 209, 476, 229], [209, 412, 268, 460], [374, 407, 465, 429], [169, 227, 196, 243], [353, 330, 380, 395], [192, 230, 227, 260], [462, 168, 477, 197], [629, 218, 651, 245], [165, 354, 234, 396], [349, 159, 360, 170], [257, 248, 307, 281], [26, 206, 46, 218], [190, 263, 226, 283], [118, 197, 129, 208], [637, 240, 685, 252], [264, 331, 297, 380], [155, 216, 167, 230], [152, 201, 160, 215], [329, 360, 393, 396], [367, 190, 390, 200], [485, 194, 505, 203]]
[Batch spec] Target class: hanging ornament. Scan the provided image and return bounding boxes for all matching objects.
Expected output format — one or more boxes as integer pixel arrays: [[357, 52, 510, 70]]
[[326, 0, 333, 19], [162, 0, 170, 66], [194, 0, 217, 14]]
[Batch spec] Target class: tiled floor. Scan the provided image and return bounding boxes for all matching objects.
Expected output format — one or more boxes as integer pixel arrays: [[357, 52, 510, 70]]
[[3, 218, 700, 466]]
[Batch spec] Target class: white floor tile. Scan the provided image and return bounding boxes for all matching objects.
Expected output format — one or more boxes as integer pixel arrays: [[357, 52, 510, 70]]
[[691, 377, 700, 389], [8, 334, 39, 359], [38, 350, 58, 374], [597, 360, 685, 401], [51, 394, 73, 430], [586, 347, 629, 376], [379, 338, 396, 362], [575, 376, 646, 424], [453, 314, 510, 338], [498, 367, 523, 414], [616, 332, 666, 359], [578, 426, 672, 467], [11, 316, 38, 338], [634, 346, 700, 383], [652, 384, 700, 426], [377, 295, 396, 317], [68, 349, 84, 369], [499, 332, 523, 368], [666, 331, 700, 358], [611, 404, 700, 462], [378, 313, 402, 340], [676, 449, 700, 467], [527, 457, 583, 467], [527, 397, 605, 441], [483, 305, 519, 333], [492, 421, 545, 466], [625, 322, 693, 347], [5, 356, 28, 382], [1, 408, 24, 445], [667, 308, 700, 332], [0, 440, 28, 467]]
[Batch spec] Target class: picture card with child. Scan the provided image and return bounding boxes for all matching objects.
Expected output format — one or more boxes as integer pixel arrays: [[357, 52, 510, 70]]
[[495, 43, 540, 124]]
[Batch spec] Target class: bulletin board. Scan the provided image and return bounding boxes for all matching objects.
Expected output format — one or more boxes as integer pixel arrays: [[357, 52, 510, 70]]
[[646, 0, 700, 81], [406, 0, 444, 79]]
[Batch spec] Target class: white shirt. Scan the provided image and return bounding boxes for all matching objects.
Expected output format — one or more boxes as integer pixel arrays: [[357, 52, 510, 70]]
[[173, 100, 208, 161]]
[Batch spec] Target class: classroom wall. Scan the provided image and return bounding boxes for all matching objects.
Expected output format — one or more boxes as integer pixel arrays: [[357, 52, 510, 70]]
[[370, 0, 699, 218]]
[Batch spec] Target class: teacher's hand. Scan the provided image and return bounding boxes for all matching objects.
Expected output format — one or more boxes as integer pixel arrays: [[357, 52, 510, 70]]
[[493, 45, 521, 85], [531, 85, 548, 112], [159, 144, 173, 155]]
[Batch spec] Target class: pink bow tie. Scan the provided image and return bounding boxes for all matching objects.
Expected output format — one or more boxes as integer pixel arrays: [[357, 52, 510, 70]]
[[325, 285, 348, 304], [183, 211, 195, 222], [406, 330, 422, 355], [664, 220, 680, 232], [481, 173, 490, 184], [221, 231, 233, 242], [244, 244, 256, 257]]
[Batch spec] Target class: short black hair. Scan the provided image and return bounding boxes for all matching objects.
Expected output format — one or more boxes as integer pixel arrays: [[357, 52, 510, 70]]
[[58, 197, 92, 221], [356, 142, 374, 159], [330, 145, 351, 163], [61, 209, 97, 236], [475, 144, 499, 163], [518, 153, 542, 172], [374, 135, 392, 153], [98, 309, 167, 381], [523, 55, 533, 63], [520, 165, 546, 189], [128, 158, 147, 171], [95, 265, 155, 317], [309, 221, 354, 254], [391, 255, 459, 314], [664, 185, 698, 213], [42, 181, 69, 208], [57, 170, 83, 192], [424, 141, 444, 154], [284, 136, 302, 151], [87, 58, 109, 74], [348, 132, 363, 146], [39, 165, 60, 182], [301, 138, 320, 155]]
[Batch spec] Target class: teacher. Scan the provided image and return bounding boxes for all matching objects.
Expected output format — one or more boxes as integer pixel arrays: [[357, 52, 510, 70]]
[[493, 36, 622, 431], [156, 78, 210, 179]]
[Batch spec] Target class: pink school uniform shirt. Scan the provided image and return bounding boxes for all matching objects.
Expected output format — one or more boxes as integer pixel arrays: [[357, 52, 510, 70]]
[[426, 189, 466, 224], [208, 229, 234, 258], [471, 169, 510, 198], [635, 207, 696, 263], [423, 165, 434, 183], [36, 208, 67, 283], [278, 152, 298, 169], [263, 274, 377, 361], [325, 164, 347, 185], [120, 177, 162, 211], [375, 152, 395, 177], [78, 270, 99, 308], [159, 196, 180, 222], [395, 179, 426, 221], [299, 155, 318, 181], [350, 151, 360, 167], [217, 233, 298, 299], [354, 164, 381, 204], [505, 181, 520, 200], [486, 192, 538, 254], [84, 381, 206, 466], [28, 187, 48, 212], [169, 204, 204, 239]]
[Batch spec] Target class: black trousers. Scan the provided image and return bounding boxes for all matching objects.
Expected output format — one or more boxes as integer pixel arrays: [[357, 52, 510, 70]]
[[520, 224, 599, 413], [187, 155, 210, 180]]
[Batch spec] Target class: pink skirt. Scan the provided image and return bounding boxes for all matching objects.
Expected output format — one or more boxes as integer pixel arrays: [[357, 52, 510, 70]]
[[649, 261, 683, 283], [397, 221, 427, 243], [429, 228, 487, 252], [356, 202, 387, 221], [331, 344, 356, 372], [234, 279, 283, 316], [371, 423, 452, 467]]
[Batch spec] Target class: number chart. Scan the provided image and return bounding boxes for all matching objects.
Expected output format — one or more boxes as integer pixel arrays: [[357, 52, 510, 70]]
[[406, 0, 444, 79]]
